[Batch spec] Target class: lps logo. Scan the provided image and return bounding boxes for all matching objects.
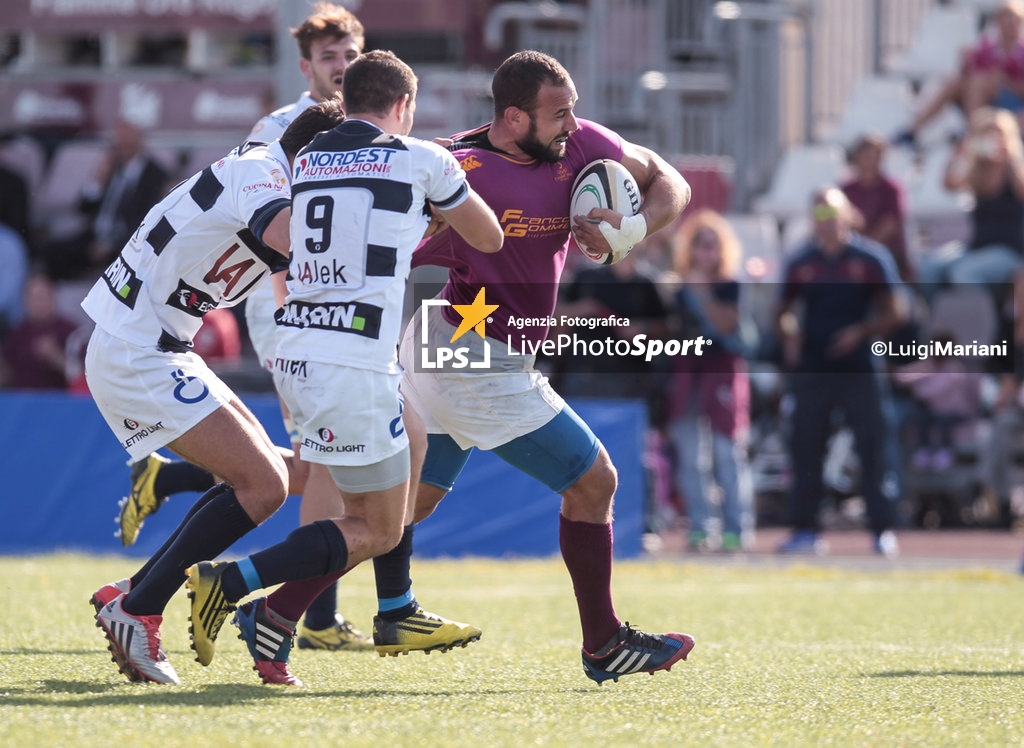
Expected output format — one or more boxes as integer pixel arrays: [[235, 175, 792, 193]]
[[420, 287, 496, 369]]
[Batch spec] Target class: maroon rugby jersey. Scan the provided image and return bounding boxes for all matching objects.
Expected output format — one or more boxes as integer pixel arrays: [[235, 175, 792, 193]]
[[413, 119, 624, 344]]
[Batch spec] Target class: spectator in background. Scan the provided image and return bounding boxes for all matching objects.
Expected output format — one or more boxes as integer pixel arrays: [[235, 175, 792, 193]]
[[0, 160, 32, 250], [842, 132, 918, 507], [775, 187, 906, 557], [892, 330, 984, 472], [555, 247, 669, 408], [0, 152, 32, 336], [0, 223, 29, 337], [894, 0, 1024, 146], [0, 273, 80, 390], [665, 210, 754, 552], [841, 133, 912, 282], [920, 106, 1024, 295], [40, 117, 168, 281]]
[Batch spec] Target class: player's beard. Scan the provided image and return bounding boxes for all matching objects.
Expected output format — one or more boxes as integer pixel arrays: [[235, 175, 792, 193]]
[[516, 115, 567, 163]]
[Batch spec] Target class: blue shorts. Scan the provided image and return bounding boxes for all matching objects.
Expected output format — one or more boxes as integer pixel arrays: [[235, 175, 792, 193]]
[[421, 405, 601, 494]]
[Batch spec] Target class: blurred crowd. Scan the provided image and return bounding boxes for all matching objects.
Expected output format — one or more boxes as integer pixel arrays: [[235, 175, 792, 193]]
[[0, 116, 243, 394], [2, 1, 1024, 553]]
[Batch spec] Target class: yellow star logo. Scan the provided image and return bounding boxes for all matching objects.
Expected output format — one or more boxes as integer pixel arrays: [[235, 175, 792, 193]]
[[449, 287, 499, 343]]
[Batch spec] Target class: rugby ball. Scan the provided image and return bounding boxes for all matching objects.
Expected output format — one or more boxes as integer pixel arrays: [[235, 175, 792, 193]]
[[569, 158, 642, 264]]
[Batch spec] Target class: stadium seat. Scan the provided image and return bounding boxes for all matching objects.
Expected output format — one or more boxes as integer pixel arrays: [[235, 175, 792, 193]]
[[888, 5, 981, 82], [825, 76, 915, 149], [905, 142, 974, 220], [723, 212, 780, 281], [34, 140, 107, 239], [752, 144, 848, 221], [780, 214, 813, 254], [913, 75, 967, 147], [674, 156, 733, 214], [0, 136, 47, 197], [882, 145, 919, 191]]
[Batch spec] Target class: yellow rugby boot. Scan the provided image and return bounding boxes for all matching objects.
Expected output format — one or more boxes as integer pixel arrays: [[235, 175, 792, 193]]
[[297, 614, 374, 651], [117, 452, 170, 546], [185, 561, 236, 666], [373, 607, 481, 657]]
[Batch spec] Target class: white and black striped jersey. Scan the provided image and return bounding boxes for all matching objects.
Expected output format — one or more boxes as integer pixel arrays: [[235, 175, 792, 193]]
[[243, 93, 317, 343], [81, 141, 292, 351], [275, 118, 469, 373]]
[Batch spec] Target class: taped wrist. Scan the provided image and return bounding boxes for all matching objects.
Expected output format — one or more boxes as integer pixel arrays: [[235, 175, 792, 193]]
[[598, 213, 647, 253]]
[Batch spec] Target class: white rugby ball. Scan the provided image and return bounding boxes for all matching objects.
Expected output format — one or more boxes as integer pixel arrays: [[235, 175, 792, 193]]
[[569, 158, 642, 265]]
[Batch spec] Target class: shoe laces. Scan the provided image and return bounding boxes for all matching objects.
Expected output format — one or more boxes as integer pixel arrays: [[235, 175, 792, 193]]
[[618, 623, 665, 653], [139, 615, 167, 662]]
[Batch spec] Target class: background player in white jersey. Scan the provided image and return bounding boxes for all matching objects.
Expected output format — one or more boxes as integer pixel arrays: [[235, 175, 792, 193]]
[[116, 2, 376, 652], [183, 51, 504, 686], [87, 101, 348, 685]]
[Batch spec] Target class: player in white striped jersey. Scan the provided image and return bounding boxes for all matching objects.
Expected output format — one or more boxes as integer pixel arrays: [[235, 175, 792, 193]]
[[184, 51, 504, 686], [241, 0, 373, 654], [116, 2, 376, 652], [86, 100, 347, 685]]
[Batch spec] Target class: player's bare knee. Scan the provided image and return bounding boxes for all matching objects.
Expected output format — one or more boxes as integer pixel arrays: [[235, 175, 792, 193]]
[[235, 461, 289, 523], [413, 483, 446, 523], [581, 451, 617, 499], [562, 453, 617, 521], [380, 524, 405, 554]]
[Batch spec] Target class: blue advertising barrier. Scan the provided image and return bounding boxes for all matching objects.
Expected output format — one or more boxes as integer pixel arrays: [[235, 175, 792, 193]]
[[0, 391, 646, 559]]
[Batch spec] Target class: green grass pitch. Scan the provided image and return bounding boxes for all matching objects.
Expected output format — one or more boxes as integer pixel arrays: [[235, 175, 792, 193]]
[[1, 554, 1022, 747]]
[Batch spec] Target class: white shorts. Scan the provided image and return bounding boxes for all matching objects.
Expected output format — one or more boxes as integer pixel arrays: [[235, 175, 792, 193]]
[[84, 326, 236, 463], [244, 284, 303, 444], [272, 358, 409, 468], [244, 282, 278, 370], [398, 305, 563, 451]]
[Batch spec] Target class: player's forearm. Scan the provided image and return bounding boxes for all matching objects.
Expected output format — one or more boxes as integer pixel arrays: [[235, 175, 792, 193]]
[[639, 167, 690, 237]]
